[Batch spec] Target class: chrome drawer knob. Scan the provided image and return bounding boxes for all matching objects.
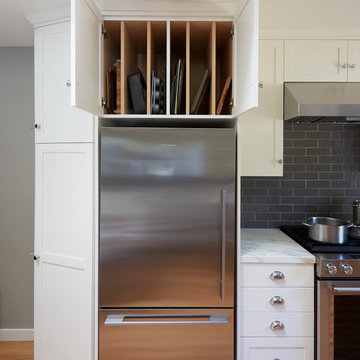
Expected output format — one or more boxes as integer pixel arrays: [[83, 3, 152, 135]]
[[270, 321, 285, 331], [270, 271, 285, 280], [270, 296, 285, 305], [340, 63, 348, 69], [350, 63, 357, 69], [258, 81, 264, 88]]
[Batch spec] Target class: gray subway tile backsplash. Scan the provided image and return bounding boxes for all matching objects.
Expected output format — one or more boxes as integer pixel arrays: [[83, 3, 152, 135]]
[[241, 123, 360, 228]]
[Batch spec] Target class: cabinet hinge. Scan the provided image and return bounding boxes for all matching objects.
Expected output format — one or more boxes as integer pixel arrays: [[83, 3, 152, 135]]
[[102, 25, 108, 39], [230, 25, 234, 40], [229, 97, 234, 107], [101, 97, 106, 107]]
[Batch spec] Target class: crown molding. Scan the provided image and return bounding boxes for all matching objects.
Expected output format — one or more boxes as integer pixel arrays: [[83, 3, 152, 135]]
[[26, 5, 70, 28]]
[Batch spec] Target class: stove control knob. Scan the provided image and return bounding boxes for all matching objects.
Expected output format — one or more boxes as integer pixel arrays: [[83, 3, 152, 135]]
[[326, 263, 337, 275], [341, 263, 353, 276]]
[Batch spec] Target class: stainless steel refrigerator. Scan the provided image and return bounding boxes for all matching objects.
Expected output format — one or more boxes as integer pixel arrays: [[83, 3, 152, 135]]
[[99, 127, 236, 360]]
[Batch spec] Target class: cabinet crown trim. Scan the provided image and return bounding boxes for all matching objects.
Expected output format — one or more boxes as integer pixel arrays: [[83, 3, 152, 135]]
[[26, 5, 70, 27]]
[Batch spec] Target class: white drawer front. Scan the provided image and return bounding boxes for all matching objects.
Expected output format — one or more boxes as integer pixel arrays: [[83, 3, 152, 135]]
[[241, 287, 314, 312], [241, 263, 314, 288], [240, 312, 314, 337], [241, 337, 314, 360]]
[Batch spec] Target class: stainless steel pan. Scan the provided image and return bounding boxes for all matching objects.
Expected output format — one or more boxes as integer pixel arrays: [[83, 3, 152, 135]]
[[303, 217, 353, 244]]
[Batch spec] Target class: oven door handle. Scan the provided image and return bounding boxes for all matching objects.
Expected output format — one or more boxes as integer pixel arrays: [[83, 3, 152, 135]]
[[328, 283, 360, 294]]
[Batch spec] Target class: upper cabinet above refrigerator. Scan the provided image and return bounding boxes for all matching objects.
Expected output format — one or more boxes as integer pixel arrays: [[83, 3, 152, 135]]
[[71, 0, 259, 118]]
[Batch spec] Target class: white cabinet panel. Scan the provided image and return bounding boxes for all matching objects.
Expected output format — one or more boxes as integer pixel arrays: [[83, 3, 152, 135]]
[[241, 287, 314, 312], [348, 41, 360, 82], [233, 0, 259, 117], [71, 0, 103, 115], [35, 22, 94, 143], [34, 143, 94, 360], [240, 312, 314, 337], [284, 40, 348, 81], [241, 263, 314, 288], [240, 40, 283, 176], [241, 337, 314, 360]]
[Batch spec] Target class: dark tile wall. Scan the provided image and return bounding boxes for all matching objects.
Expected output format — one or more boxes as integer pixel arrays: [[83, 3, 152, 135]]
[[241, 123, 360, 228]]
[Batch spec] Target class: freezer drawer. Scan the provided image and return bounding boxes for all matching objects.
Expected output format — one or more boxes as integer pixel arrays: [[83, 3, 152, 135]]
[[99, 309, 234, 360]]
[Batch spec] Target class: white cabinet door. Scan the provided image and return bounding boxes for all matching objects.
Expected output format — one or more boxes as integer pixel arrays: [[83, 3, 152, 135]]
[[241, 337, 314, 360], [240, 40, 283, 176], [284, 40, 348, 81], [71, 0, 103, 115], [233, 0, 259, 117], [35, 22, 94, 143], [348, 41, 360, 82], [34, 143, 93, 360]]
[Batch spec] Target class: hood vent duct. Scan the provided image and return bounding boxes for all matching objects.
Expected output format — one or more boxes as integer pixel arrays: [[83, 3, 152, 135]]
[[284, 82, 360, 123]]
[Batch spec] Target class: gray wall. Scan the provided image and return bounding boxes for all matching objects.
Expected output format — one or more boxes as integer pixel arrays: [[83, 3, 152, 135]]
[[0, 47, 34, 328], [241, 122, 360, 228]]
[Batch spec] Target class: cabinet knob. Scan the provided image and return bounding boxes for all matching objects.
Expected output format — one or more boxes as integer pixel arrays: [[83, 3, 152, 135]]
[[30, 124, 41, 130], [270, 296, 285, 305], [258, 81, 264, 88], [270, 321, 285, 331], [350, 63, 357, 69], [29, 252, 40, 261], [340, 63, 348, 69], [277, 159, 283, 164], [66, 80, 71, 87], [270, 271, 285, 280]]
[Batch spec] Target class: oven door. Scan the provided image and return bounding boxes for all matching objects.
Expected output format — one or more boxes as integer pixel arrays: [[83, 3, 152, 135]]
[[318, 280, 360, 360]]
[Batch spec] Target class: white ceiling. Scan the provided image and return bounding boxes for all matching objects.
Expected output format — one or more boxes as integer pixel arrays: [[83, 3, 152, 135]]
[[1, 0, 360, 47]]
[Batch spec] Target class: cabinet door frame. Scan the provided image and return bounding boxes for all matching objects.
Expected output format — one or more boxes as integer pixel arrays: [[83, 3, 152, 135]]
[[34, 143, 94, 360], [240, 39, 283, 177], [71, 0, 103, 115], [232, 0, 259, 117], [35, 21, 94, 143], [284, 40, 348, 82]]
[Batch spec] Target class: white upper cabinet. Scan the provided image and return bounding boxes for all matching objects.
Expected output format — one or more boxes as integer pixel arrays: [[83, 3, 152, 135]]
[[348, 41, 360, 82], [284, 40, 348, 82], [71, 0, 103, 115], [35, 21, 94, 143], [70, 0, 259, 118], [240, 40, 283, 177], [233, 0, 259, 117]]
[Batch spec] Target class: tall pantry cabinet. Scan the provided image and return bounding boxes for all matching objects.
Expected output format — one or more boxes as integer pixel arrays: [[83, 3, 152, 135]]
[[29, 0, 259, 359], [31, 17, 95, 360]]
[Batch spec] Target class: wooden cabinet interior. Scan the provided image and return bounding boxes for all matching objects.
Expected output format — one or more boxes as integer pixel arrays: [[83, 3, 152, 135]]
[[216, 22, 233, 115], [103, 20, 233, 116]]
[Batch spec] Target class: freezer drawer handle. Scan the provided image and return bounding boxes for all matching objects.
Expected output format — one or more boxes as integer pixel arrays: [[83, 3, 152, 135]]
[[104, 314, 228, 326], [221, 189, 227, 302]]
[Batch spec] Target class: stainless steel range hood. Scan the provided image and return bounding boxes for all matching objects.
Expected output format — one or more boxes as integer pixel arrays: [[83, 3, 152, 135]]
[[284, 82, 360, 123]]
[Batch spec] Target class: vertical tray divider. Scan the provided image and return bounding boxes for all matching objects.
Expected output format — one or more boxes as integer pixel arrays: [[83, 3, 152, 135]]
[[166, 21, 171, 115], [146, 21, 153, 115]]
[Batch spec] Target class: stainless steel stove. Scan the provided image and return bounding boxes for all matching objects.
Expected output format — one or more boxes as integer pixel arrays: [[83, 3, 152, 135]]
[[281, 225, 360, 278], [281, 225, 360, 360]]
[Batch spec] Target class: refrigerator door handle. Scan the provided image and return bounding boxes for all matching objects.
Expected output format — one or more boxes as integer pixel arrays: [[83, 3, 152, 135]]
[[221, 188, 227, 302], [104, 314, 228, 326]]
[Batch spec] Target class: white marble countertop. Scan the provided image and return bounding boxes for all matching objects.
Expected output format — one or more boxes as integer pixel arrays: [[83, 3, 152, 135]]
[[241, 228, 316, 264]]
